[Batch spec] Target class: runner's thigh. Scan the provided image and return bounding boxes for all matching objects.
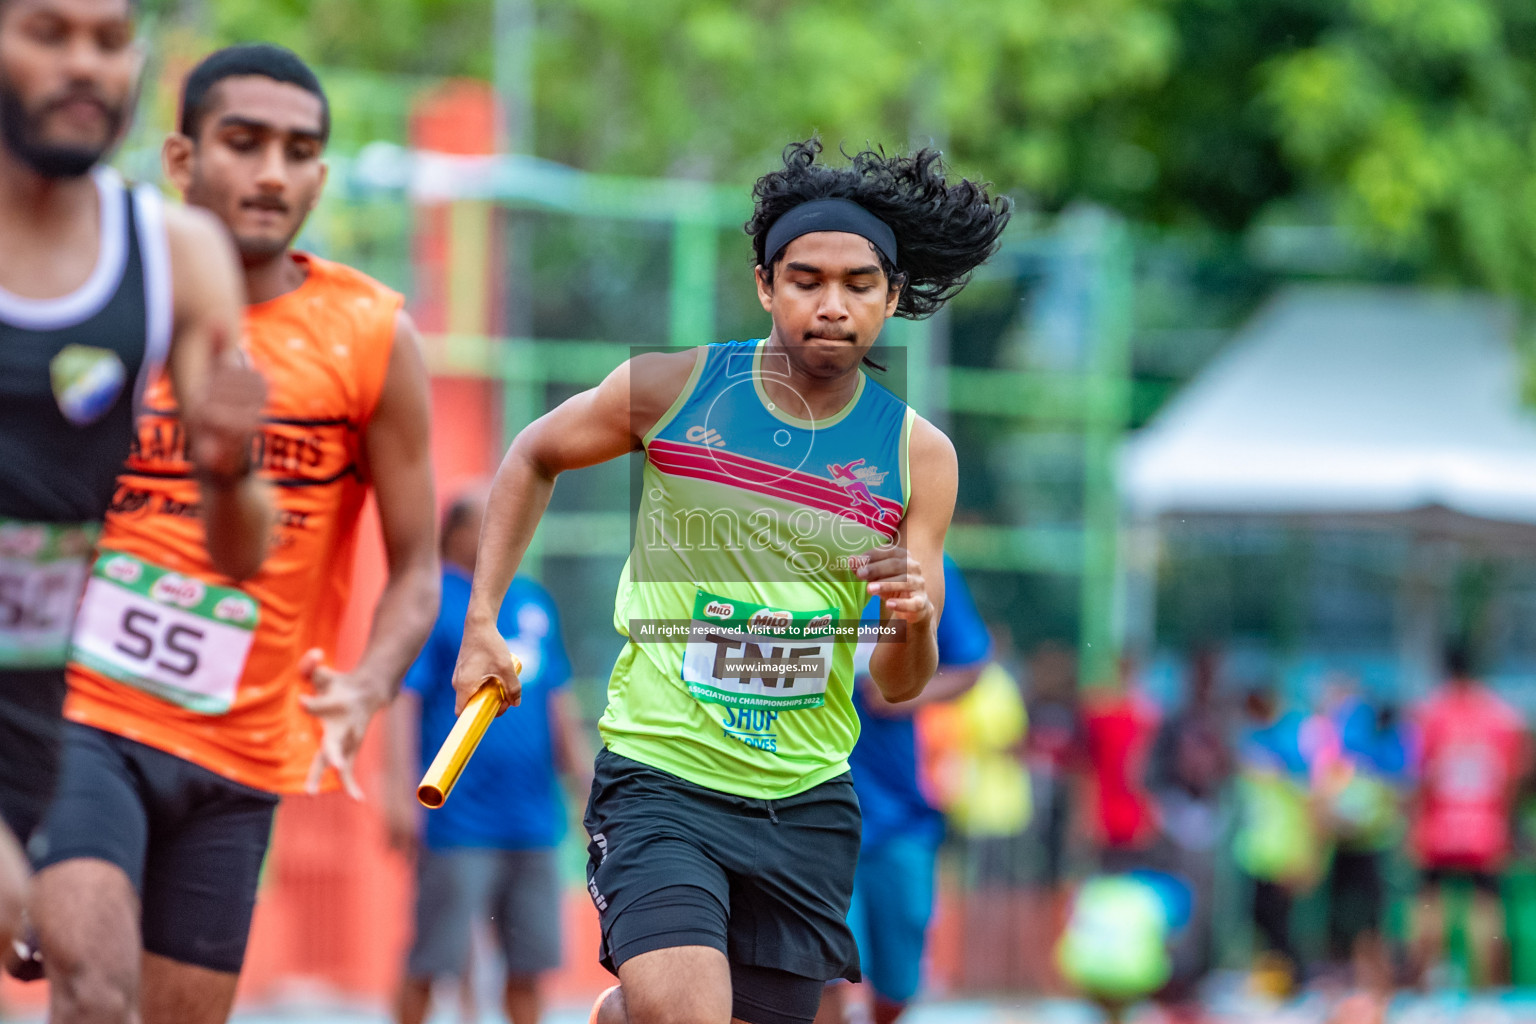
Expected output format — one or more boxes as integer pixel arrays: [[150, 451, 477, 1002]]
[[30, 725, 149, 1007], [138, 759, 276, 974], [727, 777, 860, 984], [31, 723, 149, 884], [584, 751, 733, 973], [0, 669, 68, 844]]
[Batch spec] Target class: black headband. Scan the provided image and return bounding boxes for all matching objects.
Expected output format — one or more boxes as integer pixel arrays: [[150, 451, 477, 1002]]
[[763, 198, 898, 267]]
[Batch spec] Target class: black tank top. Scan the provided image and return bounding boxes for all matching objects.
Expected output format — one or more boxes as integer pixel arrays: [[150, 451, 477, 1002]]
[[0, 167, 171, 524]]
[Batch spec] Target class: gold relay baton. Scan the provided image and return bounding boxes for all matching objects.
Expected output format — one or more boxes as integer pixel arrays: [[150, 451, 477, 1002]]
[[416, 657, 521, 809]]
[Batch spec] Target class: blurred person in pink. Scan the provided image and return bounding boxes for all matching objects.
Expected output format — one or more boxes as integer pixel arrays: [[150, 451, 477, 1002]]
[[1408, 644, 1529, 988], [1081, 657, 1161, 872], [1312, 676, 1407, 1024], [1313, 678, 1406, 990]]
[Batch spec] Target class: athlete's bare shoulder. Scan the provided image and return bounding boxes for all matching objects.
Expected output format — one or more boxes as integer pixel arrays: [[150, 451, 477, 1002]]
[[627, 348, 701, 396], [619, 347, 705, 440], [905, 411, 958, 519], [907, 411, 957, 472]]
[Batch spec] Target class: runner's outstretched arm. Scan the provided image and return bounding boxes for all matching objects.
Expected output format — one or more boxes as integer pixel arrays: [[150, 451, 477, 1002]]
[[300, 310, 440, 797], [164, 204, 273, 581], [451, 351, 697, 714], [860, 659, 986, 716], [864, 414, 957, 703]]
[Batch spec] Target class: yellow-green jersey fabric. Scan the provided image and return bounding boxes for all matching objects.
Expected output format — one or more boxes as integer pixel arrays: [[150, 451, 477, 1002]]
[[599, 340, 914, 799]]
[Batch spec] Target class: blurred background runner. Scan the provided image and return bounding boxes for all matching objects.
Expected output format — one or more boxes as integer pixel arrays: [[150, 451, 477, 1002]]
[[387, 489, 590, 1024], [815, 555, 992, 1024], [1410, 645, 1530, 989]]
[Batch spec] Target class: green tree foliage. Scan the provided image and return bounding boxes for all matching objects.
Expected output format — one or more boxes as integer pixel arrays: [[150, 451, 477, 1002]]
[[1260, 0, 1536, 302], [534, 0, 1175, 188], [161, 0, 1536, 306], [154, 0, 495, 79]]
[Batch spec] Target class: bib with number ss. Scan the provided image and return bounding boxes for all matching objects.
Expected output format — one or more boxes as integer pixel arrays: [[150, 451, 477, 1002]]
[[71, 552, 259, 714], [681, 589, 837, 711], [0, 519, 98, 668]]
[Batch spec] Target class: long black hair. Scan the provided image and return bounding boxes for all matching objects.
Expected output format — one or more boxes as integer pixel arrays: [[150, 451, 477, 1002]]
[[746, 139, 1013, 319]]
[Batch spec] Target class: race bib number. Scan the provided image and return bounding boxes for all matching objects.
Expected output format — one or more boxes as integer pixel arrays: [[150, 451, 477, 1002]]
[[681, 589, 837, 711], [71, 552, 259, 715], [0, 520, 97, 668]]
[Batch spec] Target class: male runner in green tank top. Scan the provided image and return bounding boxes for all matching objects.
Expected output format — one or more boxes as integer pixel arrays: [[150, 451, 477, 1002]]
[[450, 139, 1010, 1024]]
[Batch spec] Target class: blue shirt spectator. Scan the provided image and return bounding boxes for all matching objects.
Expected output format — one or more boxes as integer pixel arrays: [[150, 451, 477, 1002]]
[[1242, 708, 1315, 779], [390, 492, 591, 1023], [404, 566, 574, 850], [1334, 697, 1408, 779], [848, 555, 993, 848], [835, 555, 995, 1014]]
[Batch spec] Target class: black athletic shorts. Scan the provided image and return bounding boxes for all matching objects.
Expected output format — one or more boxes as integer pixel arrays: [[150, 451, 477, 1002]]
[[1423, 865, 1503, 896], [32, 723, 278, 973], [0, 668, 68, 845], [584, 748, 861, 1024], [1329, 849, 1385, 955]]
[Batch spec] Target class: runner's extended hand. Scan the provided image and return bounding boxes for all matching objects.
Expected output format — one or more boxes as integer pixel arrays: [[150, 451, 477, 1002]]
[[189, 325, 266, 484], [298, 647, 385, 800], [450, 618, 522, 716], [854, 544, 933, 629]]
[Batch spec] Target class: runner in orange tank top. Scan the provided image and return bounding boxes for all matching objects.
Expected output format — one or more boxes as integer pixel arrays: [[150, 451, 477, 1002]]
[[29, 46, 439, 1024], [65, 250, 405, 791]]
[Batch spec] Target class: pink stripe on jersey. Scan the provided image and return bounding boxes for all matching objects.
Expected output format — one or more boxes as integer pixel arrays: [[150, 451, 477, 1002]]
[[647, 443, 900, 541], [648, 439, 904, 519]]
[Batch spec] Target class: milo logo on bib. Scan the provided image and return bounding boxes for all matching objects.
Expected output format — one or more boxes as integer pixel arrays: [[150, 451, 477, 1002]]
[[152, 574, 206, 608], [71, 553, 259, 715], [681, 589, 838, 711]]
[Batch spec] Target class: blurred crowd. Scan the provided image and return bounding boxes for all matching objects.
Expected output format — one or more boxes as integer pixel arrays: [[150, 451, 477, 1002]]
[[922, 636, 1534, 1023], [375, 518, 1536, 1024]]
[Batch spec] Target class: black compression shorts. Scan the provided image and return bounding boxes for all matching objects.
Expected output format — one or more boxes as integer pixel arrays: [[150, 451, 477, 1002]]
[[584, 748, 861, 1024], [31, 723, 278, 973]]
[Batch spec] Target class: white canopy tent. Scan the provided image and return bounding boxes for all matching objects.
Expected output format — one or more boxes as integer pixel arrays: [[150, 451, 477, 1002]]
[[1120, 285, 1536, 690], [1123, 286, 1536, 533]]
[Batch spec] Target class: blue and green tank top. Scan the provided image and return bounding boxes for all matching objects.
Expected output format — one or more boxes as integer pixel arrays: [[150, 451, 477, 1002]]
[[600, 339, 916, 799]]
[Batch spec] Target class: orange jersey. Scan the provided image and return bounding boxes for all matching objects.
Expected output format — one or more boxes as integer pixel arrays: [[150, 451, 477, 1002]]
[[65, 253, 402, 793]]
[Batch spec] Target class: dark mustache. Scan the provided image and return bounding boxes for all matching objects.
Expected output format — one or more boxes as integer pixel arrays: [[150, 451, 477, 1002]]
[[803, 329, 856, 341], [241, 196, 290, 212], [38, 86, 112, 118]]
